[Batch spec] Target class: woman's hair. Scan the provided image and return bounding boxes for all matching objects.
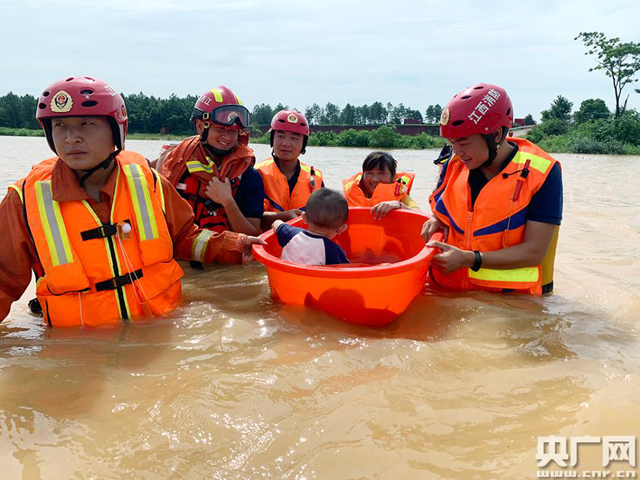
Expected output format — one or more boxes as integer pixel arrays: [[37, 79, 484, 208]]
[[362, 151, 397, 178]]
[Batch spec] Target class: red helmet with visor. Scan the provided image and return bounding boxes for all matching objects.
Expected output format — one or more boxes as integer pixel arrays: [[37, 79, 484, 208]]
[[191, 86, 250, 130]]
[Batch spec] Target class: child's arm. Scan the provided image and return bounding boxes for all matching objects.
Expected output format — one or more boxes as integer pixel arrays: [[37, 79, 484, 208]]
[[272, 219, 284, 233]]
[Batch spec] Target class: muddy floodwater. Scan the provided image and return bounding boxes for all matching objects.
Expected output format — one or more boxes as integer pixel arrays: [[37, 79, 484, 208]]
[[1, 136, 639, 479]]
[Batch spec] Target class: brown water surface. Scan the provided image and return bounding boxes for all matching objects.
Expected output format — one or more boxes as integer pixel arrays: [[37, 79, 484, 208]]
[[1, 137, 638, 479]]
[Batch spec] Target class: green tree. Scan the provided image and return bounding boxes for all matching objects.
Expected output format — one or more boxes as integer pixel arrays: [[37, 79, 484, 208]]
[[405, 109, 423, 122], [432, 104, 443, 124], [369, 102, 387, 124], [322, 102, 341, 124], [541, 95, 573, 122], [523, 114, 535, 125], [612, 109, 640, 145], [575, 32, 640, 117], [305, 104, 323, 125], [573, 98, 611, 124], [251, 103, 274, 126], [340, 103, 356, 125], [425, 105, 435, 123], [389, 103, 407, 124]]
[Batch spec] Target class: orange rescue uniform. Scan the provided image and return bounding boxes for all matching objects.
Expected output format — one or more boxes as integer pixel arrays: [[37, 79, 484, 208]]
[[0, 151, 246, 327], [255, 158, 322, 212]]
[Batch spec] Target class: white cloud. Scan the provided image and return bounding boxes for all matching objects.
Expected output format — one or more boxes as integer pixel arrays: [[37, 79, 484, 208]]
[[1, 0, 638, 118]]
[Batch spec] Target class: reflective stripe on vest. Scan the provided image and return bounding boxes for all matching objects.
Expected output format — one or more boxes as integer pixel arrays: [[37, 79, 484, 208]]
[[468, 266, 540, 284], [122, 164, 159, 242], [513, 152, 552, 174], [186, 160, 214, 174], [34, 180, 74, 267], [152, 170, 166, 213]]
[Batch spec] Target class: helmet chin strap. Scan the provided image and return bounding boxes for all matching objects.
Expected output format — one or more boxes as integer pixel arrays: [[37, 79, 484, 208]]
[[78, 151, 118, 188], [480, 128, 507, 169], [200, 122, 236, 158]]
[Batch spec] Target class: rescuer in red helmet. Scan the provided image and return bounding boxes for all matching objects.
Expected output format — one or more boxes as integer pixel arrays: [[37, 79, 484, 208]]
[[0, 76, 264, 327], [156, 86, 264, 237], [422, 83, 563, 295], [255, 110, 324, 229]]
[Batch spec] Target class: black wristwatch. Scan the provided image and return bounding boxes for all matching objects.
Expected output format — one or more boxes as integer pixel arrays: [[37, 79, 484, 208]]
[[471, 250, 483, 272]]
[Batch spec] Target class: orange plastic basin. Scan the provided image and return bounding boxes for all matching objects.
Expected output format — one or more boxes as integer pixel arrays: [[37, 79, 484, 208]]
[[252, 208, 441, 326]]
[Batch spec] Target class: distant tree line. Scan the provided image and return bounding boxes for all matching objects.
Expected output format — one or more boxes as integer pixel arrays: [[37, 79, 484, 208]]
[[255, 101, 443, 126], [0, 92, 448, 134]]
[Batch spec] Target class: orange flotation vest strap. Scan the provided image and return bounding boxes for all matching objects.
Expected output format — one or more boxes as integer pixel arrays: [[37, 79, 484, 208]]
[[255, 158, 323, 212], [342, 172, 415, 207]]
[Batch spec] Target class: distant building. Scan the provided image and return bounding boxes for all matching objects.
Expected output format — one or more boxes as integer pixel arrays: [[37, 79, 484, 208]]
[[403, 118, 421, 125], [514, 117, 536, 127]]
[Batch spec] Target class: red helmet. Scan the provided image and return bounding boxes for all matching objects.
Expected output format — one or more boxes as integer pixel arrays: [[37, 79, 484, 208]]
[[191, 86, 250, 130], [36, 76, 128, 153], [439, 83, 513, 139], [270, 110, 310, 137]]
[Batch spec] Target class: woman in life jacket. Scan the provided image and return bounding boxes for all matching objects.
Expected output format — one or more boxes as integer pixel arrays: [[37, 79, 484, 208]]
[[256, 110, 323, 230], [342, 151, 419, 219], [156, 86, 264, 236]]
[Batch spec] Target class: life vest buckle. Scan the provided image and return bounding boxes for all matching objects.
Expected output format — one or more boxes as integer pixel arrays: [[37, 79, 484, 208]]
[[95, 268, 143, 292], [81, 223, 119, 241]]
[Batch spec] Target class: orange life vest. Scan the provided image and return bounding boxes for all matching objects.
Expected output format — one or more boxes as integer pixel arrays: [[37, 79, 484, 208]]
[[158, 136, 254, 232], [21, 151, 184, 327], [428, 137, 560, 295], [343, 172, 415, 207], [255, 158, 322, 212]]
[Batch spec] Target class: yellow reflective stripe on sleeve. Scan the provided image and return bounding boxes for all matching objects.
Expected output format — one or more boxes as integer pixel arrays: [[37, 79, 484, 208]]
[[192, 230, 214, 263], [152, 170, 166, 212], [186, 161, 214, 174], [35, 180, 73, 266], [8, 184, 23, 202], [123, 164, 159, 241], [210, 88, 223, 102], [513, 153, 552, 174], [300, 164, 310, 173], [468, 266, 540, 283]]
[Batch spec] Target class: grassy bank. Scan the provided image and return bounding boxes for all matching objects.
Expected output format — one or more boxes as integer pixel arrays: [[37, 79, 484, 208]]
[[0, 127, 43, 137], [252, 126, 448, 150], [3, 125, 640, 155]]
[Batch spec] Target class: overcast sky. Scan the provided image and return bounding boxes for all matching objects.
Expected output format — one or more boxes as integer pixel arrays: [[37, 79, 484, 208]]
[[1, 0, 638, 120]]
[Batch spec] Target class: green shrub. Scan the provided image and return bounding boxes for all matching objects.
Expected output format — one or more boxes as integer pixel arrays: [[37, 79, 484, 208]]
[[568, 135, 626, 154], [368, 125, 397, 148]]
